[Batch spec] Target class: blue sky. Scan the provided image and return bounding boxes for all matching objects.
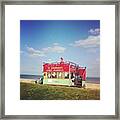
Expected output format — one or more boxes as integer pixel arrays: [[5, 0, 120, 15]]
[[20, 20, 100, 77]]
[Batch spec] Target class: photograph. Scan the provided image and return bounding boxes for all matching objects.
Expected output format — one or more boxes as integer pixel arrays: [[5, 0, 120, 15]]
[[20, 20, 100, 100]]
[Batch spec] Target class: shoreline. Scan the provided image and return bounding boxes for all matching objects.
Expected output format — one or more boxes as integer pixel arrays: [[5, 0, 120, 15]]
[[20, 78, 100, 83], [20, 78, 100, 90]]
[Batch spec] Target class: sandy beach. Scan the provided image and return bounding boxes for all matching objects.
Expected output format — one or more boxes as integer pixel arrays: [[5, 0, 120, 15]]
[[20, 78, 100, 90], [20, 79, 36, 83], [85, 83, 100, 90]]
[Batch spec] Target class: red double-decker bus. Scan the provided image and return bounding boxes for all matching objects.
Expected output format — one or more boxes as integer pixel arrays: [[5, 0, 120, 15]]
[[43, 58, 86, 87]]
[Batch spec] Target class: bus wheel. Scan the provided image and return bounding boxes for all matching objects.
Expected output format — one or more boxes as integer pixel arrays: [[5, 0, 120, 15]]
[[78, 84, 82, 88], [35, 80, 37, 84], [82, 84, 86, 89]]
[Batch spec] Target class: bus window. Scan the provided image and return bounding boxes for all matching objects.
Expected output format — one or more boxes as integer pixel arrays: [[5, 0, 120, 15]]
[[44, 73, 46, 76], [57, 72, 64, 79], [51, 72, 57, 78], [58, 72, 62, 79], [65, 72, 69, 79], [71, 73, 74, 79], [44, 72, 47, 79], [47, 72, 51, 78], [61, 72, 64, 79]]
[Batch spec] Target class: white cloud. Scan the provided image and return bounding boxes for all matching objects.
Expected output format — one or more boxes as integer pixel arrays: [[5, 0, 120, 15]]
[[42, 44, 66, 53], [26, 44, 66, 57], [88, 28, 100, 35], [27, 47, 45, 57], [71, 35, 100, 48], [53, 43, 59, 46]]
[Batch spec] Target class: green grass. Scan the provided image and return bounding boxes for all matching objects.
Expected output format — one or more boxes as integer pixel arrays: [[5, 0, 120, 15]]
[[20, 82, 100, 100]]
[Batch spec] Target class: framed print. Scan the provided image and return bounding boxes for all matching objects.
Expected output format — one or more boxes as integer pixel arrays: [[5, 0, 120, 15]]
[[0, 0, 119, 119]]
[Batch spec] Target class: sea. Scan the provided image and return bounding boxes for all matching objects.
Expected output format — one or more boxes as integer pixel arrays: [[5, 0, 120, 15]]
[[20, 74, 100, 84]]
